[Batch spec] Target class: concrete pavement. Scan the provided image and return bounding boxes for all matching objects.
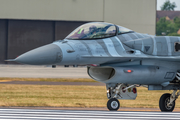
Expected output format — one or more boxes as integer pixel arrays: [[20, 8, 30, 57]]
[[0, 64, 90, 78]]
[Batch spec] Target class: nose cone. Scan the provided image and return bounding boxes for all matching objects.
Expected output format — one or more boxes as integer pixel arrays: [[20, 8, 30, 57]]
[[15, 44, 62, 65]]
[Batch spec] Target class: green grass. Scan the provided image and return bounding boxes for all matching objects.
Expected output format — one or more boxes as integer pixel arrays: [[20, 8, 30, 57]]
[[0, 84, 179, 108]]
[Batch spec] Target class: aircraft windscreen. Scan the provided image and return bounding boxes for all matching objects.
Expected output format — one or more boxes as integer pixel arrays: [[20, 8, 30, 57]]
[[66, 22, 116, 40], [117, 26, 133, 34]]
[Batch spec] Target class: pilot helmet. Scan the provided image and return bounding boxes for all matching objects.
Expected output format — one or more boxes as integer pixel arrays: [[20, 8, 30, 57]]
[[89, 25, 97, 33]]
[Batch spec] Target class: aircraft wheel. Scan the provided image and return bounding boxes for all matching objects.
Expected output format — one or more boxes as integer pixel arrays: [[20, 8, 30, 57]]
[[64, 65, 69, 67], [159, 93, 175, 112], [107, 98, 120, 111]]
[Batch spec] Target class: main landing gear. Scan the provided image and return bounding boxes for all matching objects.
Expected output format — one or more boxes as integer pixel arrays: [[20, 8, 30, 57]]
[[159, 90, 180, 112]]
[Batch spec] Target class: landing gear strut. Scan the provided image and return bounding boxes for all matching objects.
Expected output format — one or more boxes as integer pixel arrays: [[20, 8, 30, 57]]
[[159, 90, 180, 112], [106, 83, 137, 111]]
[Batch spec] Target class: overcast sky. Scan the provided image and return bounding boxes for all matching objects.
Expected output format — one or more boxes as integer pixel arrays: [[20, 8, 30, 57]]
[[157, 0, 180, 10]]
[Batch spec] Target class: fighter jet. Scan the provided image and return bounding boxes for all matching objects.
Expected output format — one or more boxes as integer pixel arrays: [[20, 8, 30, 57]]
[[7, 22, 180, 112]]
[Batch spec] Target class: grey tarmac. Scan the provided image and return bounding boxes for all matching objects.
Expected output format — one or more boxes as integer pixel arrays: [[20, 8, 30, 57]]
[[0, 108, 180, 120], [0, 64, 90, 78], [0, 81, 105, 86]]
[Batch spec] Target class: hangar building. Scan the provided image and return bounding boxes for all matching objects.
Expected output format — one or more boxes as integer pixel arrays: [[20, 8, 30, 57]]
[[0, 0, 156, 64]]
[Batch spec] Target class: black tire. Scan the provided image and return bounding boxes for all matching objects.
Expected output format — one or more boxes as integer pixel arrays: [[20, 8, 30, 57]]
[[107, 98, 120, 111], [159, 93, 175, 112], [64, 65, 69, 67]]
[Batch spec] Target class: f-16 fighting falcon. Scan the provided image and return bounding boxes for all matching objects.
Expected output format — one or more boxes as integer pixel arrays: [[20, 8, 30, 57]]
[[7, 22, 180, 112]]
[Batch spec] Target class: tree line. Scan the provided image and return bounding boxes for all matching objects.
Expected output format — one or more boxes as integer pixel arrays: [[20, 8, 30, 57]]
[[156, 0, 180, 36], [156, 17, 180, 36]]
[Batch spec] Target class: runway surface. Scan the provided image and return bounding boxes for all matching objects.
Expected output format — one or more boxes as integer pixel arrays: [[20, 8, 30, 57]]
[[0, 64, 89, 78], [0, 81, 105, 86], [0, 108, 180, 120]]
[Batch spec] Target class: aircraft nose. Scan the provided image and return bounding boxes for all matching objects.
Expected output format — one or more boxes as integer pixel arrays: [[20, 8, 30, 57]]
[[15, 44, 62, 65]]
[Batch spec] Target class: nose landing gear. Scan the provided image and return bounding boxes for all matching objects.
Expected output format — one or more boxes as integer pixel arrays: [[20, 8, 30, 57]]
[[107, 98, 120, 111], [106, 83, 137, 111]]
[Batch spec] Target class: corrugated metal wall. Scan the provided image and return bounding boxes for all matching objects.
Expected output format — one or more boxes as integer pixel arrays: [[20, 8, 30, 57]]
[[0, 0, 156, 35], [0, 20, 7, 64]]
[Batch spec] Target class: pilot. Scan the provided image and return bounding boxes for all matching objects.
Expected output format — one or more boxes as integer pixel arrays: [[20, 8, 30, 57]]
[[89, 25, 97, 36]]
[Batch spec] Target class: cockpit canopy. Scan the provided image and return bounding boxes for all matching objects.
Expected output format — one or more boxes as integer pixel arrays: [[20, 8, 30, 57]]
[[66, 22, 133, 40]]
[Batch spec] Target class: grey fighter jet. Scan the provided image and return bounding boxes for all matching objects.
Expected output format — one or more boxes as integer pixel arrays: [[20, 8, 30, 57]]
[[8, 22, 180, 112]]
